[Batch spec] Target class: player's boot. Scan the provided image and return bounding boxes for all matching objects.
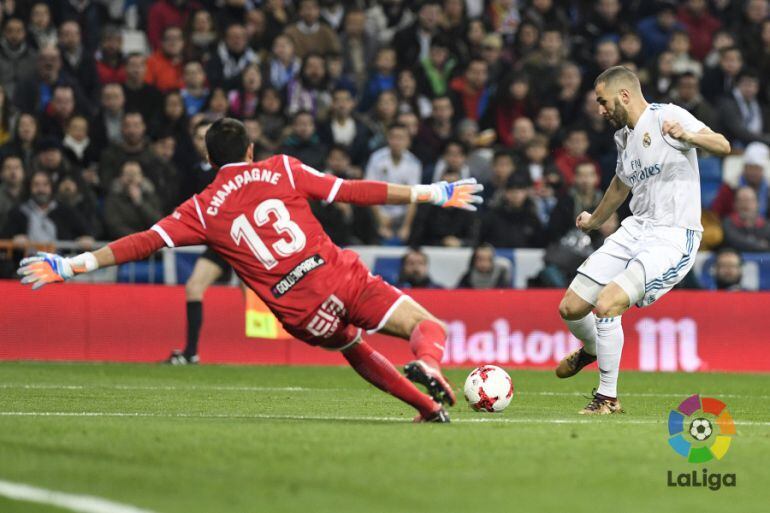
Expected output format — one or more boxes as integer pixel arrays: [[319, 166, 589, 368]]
[[413, 406, 451, 423], [555, 348, 597, 378], [578, 390, 624, 415], [164, 350, 199, 365], [404, 360, 457, 406]]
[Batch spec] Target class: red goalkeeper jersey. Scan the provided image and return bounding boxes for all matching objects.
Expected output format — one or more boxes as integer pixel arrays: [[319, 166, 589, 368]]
[[153, 155, 372, 326]]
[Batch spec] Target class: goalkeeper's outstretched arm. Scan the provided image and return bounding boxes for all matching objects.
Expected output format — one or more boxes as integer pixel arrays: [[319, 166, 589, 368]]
[[17, 229, 166, 290], [332, 178, 484, 211]]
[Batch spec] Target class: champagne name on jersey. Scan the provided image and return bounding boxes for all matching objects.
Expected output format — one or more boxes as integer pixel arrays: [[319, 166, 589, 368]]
[[207, 167, 282, 216]]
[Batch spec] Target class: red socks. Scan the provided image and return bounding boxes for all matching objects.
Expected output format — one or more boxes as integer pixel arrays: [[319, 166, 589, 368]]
[[409, 320, 446, 369], [343, 341, 437, 417]]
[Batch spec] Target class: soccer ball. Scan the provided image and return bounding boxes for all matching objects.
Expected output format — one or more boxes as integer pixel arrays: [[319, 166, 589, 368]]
[[689, 418, 713, 441], [463, 365, 514, 412]]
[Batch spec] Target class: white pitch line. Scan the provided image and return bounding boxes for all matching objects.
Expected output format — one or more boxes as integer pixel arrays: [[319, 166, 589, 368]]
[[0, 411, 768, 426], [0, 479, 158, 513], [2, 383, 769, 400]]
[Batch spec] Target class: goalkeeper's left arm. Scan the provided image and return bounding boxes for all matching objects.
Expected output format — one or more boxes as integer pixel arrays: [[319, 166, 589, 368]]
[[17, 230, 165, 290]]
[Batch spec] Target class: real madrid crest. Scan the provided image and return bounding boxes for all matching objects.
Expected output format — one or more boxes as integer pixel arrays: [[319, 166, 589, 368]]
[[643, 132, 651, 148]]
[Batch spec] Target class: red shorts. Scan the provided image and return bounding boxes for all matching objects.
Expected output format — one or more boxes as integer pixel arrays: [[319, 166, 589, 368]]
[[284, 250, 404, 350]]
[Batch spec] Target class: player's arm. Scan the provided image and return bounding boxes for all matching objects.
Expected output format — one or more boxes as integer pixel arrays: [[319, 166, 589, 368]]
[[576, 176, 630, 232], [661, 122, 731, 156], [334, 180, 484, 211]]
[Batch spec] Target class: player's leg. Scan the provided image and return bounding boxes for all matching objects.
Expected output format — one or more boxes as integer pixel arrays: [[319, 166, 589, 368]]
[[556, 285, 598, 378], [377, 298, 457, 406], [167, 253, 224, 364], [309, 326, 448, 422]]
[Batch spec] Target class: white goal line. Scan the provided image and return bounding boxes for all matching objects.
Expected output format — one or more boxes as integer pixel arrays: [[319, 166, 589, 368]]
[[0, 479, 158, 513], [0, 411, 768, 426]]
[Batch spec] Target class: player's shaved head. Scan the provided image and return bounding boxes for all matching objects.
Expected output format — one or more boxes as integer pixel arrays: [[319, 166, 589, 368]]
[[205, 118, 251, 168], [594, 66, 641, 95]]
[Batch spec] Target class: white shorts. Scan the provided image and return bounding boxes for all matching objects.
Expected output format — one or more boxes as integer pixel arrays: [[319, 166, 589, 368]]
[[575, 217, 701, 308]]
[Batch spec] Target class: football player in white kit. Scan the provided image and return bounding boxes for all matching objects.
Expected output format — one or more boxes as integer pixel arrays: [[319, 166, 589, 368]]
[[555, 66, 731, 414]]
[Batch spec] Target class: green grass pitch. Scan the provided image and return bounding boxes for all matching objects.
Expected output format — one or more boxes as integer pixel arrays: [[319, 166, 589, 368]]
[[0, 362, 768, 513]]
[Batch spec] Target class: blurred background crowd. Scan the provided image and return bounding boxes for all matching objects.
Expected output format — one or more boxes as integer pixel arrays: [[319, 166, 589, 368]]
[[0, 0, 768, 290]]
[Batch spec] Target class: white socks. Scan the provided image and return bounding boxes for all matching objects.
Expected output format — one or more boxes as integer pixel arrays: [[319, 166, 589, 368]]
[[595, 316, 624, 398], [564, 313, 597, 355]]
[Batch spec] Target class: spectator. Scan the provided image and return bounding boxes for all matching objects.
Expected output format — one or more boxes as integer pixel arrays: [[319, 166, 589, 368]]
[[91, 83, 125, 151], [147, 0, 201, 51], [1, 113, 38, 170], [104, 161, 163, 239], [156, 91, 192, 146], [365, 0, 414, 48], [364, 90, 399, 153], [309, 145, 379, 246], [416, 35, 457, 100], [722, 187, 770, 252], [396, 248, 442, 289], [590, 38, 621, 79], [180, 61, 209, 117], [480, 173, 543, 248], [365, 124, 421, 241], [185, 9, 218, 63], [283, 0, 341, 58], [95, 26, 125, 85], [278, 110, 327, 171], [483, 150, 517, 203], [0, 85, 13, 146], [618, 30, 644, 69], [0, 154, 24, 230], [395, 68, 431, 119], [39, 84, 76, 140], [449, 58, 491, 122], [701, 46, 743, 102], [669, 30, 702, 78], [228, 64, 262, 119], [340, 8, 377, 93], [58, 20, 98, 100], [521, 133, 556, 185], [1, 170, 92, 245], [637, 2, 684, 59], [62, 115, 98, 171], [712, 142, 770, 218], [734, 0, 769, 63], [534, 104, 562, 147], [318, 88, 371, 167], [677, 0, 721, 61], [546, 161, 601, 244], [457, 243, 511, 289], [415, 95, 455, 165], [670, 72, 717, 129], [430, 139, 471, 182], [456, 118, 495, 183], [522, 27, 566, 97], [712, 248, 744, 291], [480, 33, 506, 86], [177, 120, 213, 202], [256, 87, 287, 152], [200, 87, 229, 123], [0, 17, 37, 100], [149, 132, 180, 212], [553, 128, 598, 186], [263, 34, 301, 91], [360, 47, 398, 112], [122, 54, 163, 124], [393, 0, 442, 67], [555, 62, 584, 127], [27, 2, 57, 50], [33, 137, 77, 183], [286, 53, 331, 119], [98, 112, 165, 194], [492, 73, 536, 148], [409, 165, 479, 247], [56, 175, 101, 239], [15, 45, 90, 116], [510, 116, 536, 153], [144, 26, 185, 93], [717, 70, 770, 148], [206, 23, 258, 90]]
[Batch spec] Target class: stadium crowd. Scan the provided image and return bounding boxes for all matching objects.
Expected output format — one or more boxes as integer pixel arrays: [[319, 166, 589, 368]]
[[0, 0, 769, 290]]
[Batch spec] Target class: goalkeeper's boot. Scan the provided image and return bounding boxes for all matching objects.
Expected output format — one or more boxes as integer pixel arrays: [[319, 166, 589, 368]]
[[555, 347, 596, 378], [413, 405, 451, 423], [578, 390, 624, 415], [165, 350, 199, 365], [404, 360, 456, 406]]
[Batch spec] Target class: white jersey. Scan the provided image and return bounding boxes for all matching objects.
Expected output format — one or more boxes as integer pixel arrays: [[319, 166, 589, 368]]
[[613, 103, 706, 231]]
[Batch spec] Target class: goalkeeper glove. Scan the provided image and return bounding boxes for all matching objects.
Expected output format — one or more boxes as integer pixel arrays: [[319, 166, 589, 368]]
[[411, 178, 484, 211], [17, 251, 98, 290]]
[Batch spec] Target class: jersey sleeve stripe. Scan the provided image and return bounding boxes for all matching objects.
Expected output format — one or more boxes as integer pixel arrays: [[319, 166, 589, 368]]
[[282, 155, 296, 189], [326, 177, 343, 203], [192, 195, 207, 229], [151, 224, 175, 248], [300, 163, 325, 177]]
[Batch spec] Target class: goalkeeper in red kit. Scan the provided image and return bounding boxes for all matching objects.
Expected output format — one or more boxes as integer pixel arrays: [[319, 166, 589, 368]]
[[18, 118, 483, 423]]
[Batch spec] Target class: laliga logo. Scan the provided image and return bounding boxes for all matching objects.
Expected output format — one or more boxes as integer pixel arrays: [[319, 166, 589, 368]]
[[666, 394, 737, 490]]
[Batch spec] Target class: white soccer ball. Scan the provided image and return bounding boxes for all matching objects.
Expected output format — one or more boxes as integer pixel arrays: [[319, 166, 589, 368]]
[[689, 418, 713, 441], [463, 365, 514, 412]]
